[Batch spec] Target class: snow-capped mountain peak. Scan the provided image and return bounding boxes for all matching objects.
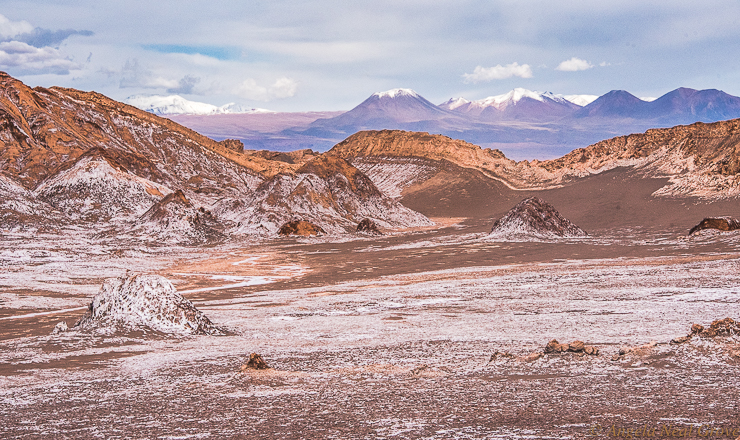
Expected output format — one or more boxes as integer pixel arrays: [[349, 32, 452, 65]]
[[125, 95, 273, 116], [563, 94, 599, 106], [372, 88, 421, 99], [476, 88, 570, 109], [439, 97, 470, 110]]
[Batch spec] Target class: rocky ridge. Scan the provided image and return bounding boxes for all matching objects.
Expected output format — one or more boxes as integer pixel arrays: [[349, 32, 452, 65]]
[[0, 72, 432, 236], [331, 124, 740, 200]]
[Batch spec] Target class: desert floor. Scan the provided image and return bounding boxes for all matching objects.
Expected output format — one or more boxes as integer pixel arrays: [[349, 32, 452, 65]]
[[1, 220, 739, 439]]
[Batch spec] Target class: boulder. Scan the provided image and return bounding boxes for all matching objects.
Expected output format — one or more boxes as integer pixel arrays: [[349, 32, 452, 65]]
[[277, 220, 326, 237], [357, 218, 383, 235], [698, 317, 739, 337], [490, 197, 587, 239], [545, 339, 598, 355], [617, 341, 657, 357], [241, 353, 270, 370], [73, 274, 224, 335], [689, 217, 740, 235]]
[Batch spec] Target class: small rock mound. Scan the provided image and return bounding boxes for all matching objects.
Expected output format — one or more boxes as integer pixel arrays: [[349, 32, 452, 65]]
[[689, 217, 740, 235], [277, 220, 326, 237], [693, 318, 739, 338], [611, 341, 657, 360], [357, 218, 382, 235], [544, 339, 599, 356], [240, 353, 270, 371], [73, 274, 224, 335], [671, 318, 740, 343], [490, 197, 587, 239]]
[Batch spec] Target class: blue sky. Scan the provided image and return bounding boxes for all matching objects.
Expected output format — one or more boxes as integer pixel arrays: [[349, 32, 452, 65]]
[[1, 1, 740, 111]]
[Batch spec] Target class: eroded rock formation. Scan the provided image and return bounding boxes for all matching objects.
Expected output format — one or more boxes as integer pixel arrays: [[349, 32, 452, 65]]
[[490, 197, 587, 239], [73, 274, 224, 335], [277, 220, 326, 236], [689, 217, 740, 235], [357, 218, 382, 234]]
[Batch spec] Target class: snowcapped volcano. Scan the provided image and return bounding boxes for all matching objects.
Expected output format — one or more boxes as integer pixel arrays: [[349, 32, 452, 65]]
[[125, 95, 273, 116], [441, 88, 580, 121], [372, 88, 421, 99], [307, 88, 457, 133]]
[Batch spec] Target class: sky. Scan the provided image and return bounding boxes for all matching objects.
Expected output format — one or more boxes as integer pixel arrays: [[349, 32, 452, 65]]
[[1, 0, 740, 112]]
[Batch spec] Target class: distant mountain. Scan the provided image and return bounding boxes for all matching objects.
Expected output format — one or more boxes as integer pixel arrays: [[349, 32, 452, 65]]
[[292, 86, 740, 159], [125, 94, 273, 116], [645, 88, 740, 124], [304, 88, 463, 136], [573, 90, 648, 118], [563, 94, 599, 106], [441, 88, 579, 121]]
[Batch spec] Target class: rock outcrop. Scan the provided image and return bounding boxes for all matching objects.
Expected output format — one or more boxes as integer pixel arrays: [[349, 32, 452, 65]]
[[240, 353, 270, 371], [217, 155, 433, 235], [133, 190, 225, 244], [689, 217, 740, 235], [490, 197, 587, 239], [544, 339, 599, 355], [357, 218, 382, 234], [73, 274, 223, 335], [277, 220, 326, 237]]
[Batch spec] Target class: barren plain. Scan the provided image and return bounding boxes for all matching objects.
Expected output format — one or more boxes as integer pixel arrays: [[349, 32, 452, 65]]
[[2, 214, 740, 439]]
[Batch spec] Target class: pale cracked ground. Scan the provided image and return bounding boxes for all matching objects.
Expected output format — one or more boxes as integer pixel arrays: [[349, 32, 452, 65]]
[[0, 222, 739, 439]]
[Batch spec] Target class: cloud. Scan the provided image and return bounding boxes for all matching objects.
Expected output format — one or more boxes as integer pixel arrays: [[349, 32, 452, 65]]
[[16, 28, 94, 48], [462, 62, 533, 83], [0, 41, 80, 75], [555, 57, 594, 72], [235, 77, 297, 101], [167, 75, 200, 94], [0, 14, 33, 39], [0, 14, 92, 75], [119, 58, 179, 89], [0, 14, 92, 48]]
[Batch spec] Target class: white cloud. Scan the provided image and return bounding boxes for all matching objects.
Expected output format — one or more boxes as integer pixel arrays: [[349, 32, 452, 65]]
[[235, 77, 297, 101], [118, 58, 180, 90], [556, 57, 594, 72], [0, 14, 33, 40], [462, 62, 533, 83], [0, 41, 80, 75]]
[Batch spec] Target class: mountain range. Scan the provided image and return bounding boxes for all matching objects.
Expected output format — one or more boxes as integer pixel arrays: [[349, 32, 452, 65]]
[[2, 71, 740, 241], [166, 87, 740, 159]]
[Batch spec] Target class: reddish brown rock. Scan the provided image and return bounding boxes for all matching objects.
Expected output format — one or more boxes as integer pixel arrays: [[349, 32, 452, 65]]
[[689, 217, 740, 235], [218, 139, 244, 152], [357, 218, 382, 235], [618, 341, 657, 356], [691, 323, 705, 334], [671, 335, 692, 344], [521, 352, 544, 362], [698, 317, 739, 337], [568, 341, 585, 352], [241, 353, 269, 371], [277, 220, 326, 237], [488, 351, 515, 362]]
